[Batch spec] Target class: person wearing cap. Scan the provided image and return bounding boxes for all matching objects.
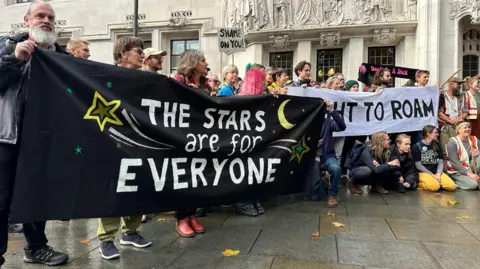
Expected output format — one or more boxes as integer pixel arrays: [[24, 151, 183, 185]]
[[345, 80, 359, 92], [142, 48, 167, 73], [446, 121, 480, 190], [439, 77, 468, 156], [464, 75, 480, 138]]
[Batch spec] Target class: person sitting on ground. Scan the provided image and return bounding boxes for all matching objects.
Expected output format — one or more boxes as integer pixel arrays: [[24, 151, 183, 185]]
[[218, 64, 239, 96], [446, 121, 480, 190], [267, 68, 288, 94], [310, 100, 347, 207], [412, 125, 457, 192], [347, 131, 401, 194], [389, 134, 419, 192]]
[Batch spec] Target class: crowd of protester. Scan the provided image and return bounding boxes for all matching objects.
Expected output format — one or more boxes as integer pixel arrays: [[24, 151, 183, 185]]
[[3, 0, 480, 267]]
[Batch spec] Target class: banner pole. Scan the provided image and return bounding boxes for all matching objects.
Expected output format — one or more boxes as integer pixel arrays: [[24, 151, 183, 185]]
[[440, 68, 462, 91]]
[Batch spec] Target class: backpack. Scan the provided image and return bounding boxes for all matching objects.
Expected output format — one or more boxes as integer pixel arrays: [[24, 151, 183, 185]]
[[344, 143, 366, 170]]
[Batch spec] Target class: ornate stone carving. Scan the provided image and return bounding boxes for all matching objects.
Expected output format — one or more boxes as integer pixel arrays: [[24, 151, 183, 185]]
[[273, 0, 293, 28], [9, 20, 66, 35], [319, 31, 341, 47], [240, 0, 270, 31], [372, 28, 396, 44], [450, 0, 480, 24], [269, 34, 290, 49], [124, 14, 146, 29], [463, 29, 480, 54]]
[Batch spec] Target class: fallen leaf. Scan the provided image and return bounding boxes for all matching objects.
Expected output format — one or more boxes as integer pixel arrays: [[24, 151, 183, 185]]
[[456, 216, 472, 219], [327, 212, 335, 217], [448, 200, 459, 205], [221, 249, 240, 257], [9, 233, 18, 236], [312, 232, 319, 237], [80, 239, 89, 244], [332, 221, 345, 227], [157, 218, 166, 222]]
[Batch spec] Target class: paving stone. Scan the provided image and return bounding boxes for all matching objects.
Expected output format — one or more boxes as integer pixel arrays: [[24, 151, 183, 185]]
[[169, 226, 261, 254], [458, 223, 480, 240], [320, 216, 396, 241], [44, 219, 99, 240], [250, 230, 337, 263], [387, 219, 480, 245], [222, 210, 320, 231], [382, 191, 439, 207], [167, 249, 273, 269], [338, 192, 388, 205], [427, 190, 480, 210], [346, 203, 433, 220], [61, 244, 183, 269], [265, 200, 347, 216], [337, 237, 439, 269], [422, 207, 480, 224], [271, 258, 362, 269], [424, 242, 480, 269]]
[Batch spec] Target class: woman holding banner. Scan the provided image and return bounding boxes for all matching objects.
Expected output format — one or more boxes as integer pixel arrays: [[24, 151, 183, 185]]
[[171, 49, 207, 237]]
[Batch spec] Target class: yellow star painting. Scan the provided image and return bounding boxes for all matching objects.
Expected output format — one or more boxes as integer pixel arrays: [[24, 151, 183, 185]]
[[289, 135, 310, 164], [83, 91, 123, 132]]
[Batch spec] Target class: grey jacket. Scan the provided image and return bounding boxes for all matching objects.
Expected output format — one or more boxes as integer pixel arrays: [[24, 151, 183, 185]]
[[0, 33, 67, 144]]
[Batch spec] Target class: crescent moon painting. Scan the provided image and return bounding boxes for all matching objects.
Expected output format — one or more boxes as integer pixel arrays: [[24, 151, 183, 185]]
[[278, 99, 296, 129]]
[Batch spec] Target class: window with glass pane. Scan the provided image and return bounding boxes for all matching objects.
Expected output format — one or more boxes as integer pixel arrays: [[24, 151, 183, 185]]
[[269, 52, 293, 78], [170, 39, 199, 73], [316, 49, 342, 82], [463, 55, 479, 78], [368, 46, 395, 66]]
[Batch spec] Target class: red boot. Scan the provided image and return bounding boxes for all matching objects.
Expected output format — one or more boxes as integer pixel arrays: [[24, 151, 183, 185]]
[[188, 216, 205, 233], [175, 218, 195, 237]]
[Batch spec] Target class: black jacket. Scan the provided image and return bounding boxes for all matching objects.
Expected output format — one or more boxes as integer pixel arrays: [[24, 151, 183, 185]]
[[0, 33, 67, 144], [355, 142, 400, 174], [389, 144, 418, 179]]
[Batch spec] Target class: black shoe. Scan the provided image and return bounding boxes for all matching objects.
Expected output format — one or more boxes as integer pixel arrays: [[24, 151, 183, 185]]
[[99, 241, 120, 260], [395, 184, 406, 193], [8, 224, 23, 233], [23, 245, 68, 266], [120, 232, 152, 248], [254, 201, 265, 214], [236, 203, 258, 217], [195, 207, 208, 218]]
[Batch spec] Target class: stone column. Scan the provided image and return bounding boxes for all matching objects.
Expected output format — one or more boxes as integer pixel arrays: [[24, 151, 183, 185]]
[[151, 29, 165, 74], [295, 41, 312, 80], [345, 37, 364, 85]]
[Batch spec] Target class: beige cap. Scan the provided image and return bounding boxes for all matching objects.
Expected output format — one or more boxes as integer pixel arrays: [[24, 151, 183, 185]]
[[143, 48, 167, 59], [447, 77, 465, 84]]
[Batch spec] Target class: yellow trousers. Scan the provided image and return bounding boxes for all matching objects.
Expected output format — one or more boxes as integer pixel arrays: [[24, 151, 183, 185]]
[[418, 172, 457, 192]]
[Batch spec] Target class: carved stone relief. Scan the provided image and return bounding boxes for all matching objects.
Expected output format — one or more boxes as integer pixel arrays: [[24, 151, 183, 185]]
[[269, 34, 290, 49], [450, 0, 480, 24], [9, 20, 67, 35], [372, 28, 397, 44], [222, 0, 417, 31], [319, 31, 341, 47]]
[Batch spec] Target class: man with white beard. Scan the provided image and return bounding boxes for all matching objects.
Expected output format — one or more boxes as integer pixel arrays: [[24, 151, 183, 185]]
[[0, 0, 69, 266]]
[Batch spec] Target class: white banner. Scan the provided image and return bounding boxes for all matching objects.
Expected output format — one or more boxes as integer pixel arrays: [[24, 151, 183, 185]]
[[288, 86, 440, 137], [217, 28, 245, 54]]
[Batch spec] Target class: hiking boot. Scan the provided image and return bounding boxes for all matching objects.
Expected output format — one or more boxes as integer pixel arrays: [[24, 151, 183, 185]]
[[346, 181, 363, 195], [175, 218, 195, 238], [99, 241, 120, 260], [23, 245, 68, 266], [120, 232, 152, 248], [327, 197, 338, 208], [195, 207, 208, 218], [236, 203, 258, 217], [254, 201, 265, 214], [372, 185, 389, 194], [188, 216, 205, 233], [395, 183, 406, 193]]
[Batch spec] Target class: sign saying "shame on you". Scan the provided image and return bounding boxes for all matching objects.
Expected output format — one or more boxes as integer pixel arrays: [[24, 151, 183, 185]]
[[217, 28, 245, 54]]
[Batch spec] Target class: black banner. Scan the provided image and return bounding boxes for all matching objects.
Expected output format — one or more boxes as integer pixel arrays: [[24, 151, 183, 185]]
[[10, 49, 325, 223], [358, 63, 420, 85]]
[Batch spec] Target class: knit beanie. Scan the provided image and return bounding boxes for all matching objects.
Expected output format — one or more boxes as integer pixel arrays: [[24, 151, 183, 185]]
[[344, 80, 359, 91]]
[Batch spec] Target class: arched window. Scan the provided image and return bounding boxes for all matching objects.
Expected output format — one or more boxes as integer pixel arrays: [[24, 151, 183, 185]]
[[463, 29, 480, 78]]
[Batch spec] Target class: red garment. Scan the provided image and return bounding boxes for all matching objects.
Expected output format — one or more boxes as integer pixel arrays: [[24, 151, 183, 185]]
[[172, 74, 211, 94]]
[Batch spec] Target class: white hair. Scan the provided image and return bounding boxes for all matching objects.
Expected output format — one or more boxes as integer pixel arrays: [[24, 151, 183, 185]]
[[30, 26, 58, 46], [25, 0, 55, 18]]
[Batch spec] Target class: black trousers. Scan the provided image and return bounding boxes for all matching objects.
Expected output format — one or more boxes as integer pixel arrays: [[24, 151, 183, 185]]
[[349, 166, 399, 188], [174, 208, 196, 220], [0, 143, 48, 265]]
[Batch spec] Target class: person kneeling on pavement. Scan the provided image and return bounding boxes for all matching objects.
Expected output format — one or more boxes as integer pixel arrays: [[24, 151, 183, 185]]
[[446, 121, 480, 190], [346, 131, 401, 194], [389, 134, 419, 192], [310, 100, 346, 207]]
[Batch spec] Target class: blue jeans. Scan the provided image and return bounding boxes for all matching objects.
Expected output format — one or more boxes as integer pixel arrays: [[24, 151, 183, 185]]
[[310, 157, 341, 200]]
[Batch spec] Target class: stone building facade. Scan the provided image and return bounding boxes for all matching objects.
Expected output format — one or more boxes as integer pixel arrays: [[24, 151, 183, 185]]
[[0, 0, 479, 86]]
